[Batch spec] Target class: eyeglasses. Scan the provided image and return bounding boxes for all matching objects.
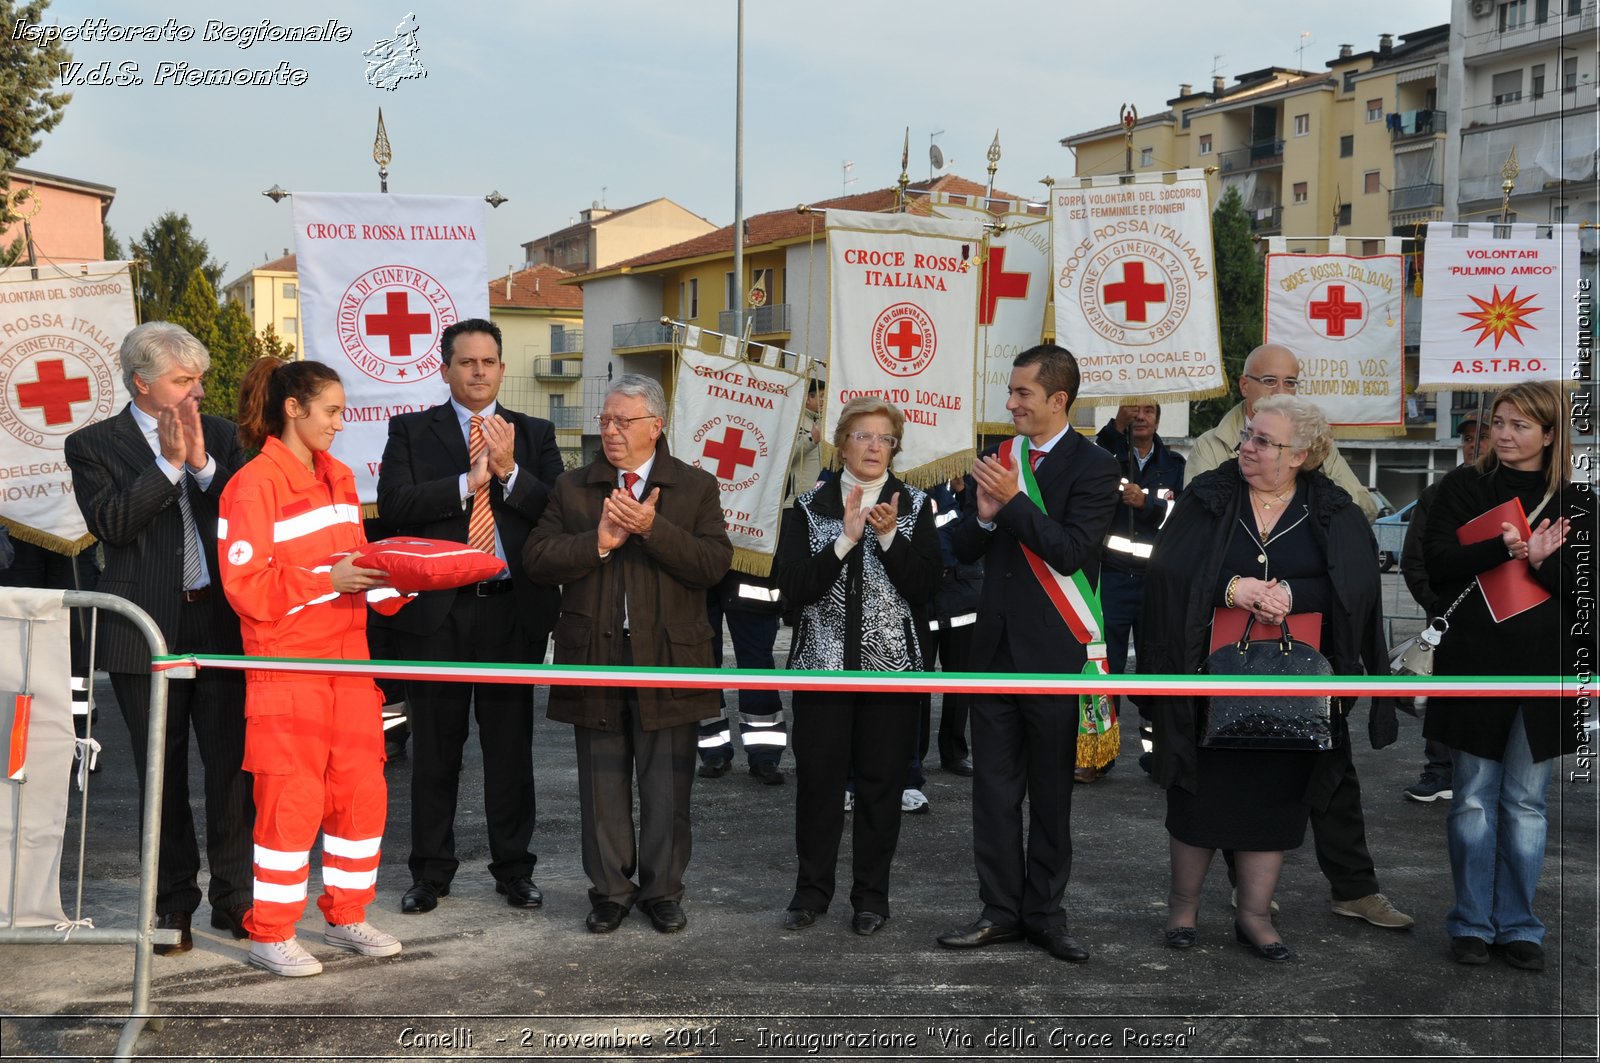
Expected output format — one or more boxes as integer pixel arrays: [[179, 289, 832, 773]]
[[1237, 428, 1294, 452], [1241, 373, 1299, 392], [847, 431, 899, 450], [595, 413, 659, 431]]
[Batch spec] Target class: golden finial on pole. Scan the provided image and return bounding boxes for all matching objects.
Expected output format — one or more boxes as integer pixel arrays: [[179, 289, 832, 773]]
[[1499, 146, 1519, 220], [374, 108, 393, 193], [1119, 104, 1139, 175], [986, 130, 1002, 199], [896, 127, 910, 212]]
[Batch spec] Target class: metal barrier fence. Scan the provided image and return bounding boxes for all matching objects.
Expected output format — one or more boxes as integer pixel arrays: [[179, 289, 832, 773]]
[[0, 589, 176, 1060]]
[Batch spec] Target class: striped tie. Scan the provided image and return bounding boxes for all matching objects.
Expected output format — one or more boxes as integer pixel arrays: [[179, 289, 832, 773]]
[[467, 416, 496, 556], [175, 479, 203, 590]]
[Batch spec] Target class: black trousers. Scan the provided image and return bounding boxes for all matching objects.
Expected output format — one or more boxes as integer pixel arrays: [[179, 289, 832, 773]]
[[918, 621, 974, 767], [108, 597, 251, 917], [405, 588, 542, 886], [969, 643, 1078, 934], [790, 689, 920, 917]]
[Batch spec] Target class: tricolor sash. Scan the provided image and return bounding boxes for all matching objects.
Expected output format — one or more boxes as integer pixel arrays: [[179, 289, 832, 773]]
[[1000, 435, 1114, 732]]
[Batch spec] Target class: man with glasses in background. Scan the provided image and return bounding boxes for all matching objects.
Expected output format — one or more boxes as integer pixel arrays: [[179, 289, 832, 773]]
[[1187, 343, 1378, 521], [1184, 341, 1409, 934]]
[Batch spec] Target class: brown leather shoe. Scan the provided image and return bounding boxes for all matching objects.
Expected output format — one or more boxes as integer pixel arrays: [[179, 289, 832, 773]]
[[153, 911, 192, 955]]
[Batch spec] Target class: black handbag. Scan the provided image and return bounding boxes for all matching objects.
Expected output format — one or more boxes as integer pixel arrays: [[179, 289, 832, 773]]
[[1201, 615, 1338, 752]]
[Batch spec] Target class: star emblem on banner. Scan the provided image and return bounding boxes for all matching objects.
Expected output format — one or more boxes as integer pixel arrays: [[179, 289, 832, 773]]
[[1459, 285, 1540, 349]]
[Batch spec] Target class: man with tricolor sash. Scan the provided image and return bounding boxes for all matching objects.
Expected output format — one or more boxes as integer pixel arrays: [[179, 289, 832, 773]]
[[936, 344, 1120, 963]]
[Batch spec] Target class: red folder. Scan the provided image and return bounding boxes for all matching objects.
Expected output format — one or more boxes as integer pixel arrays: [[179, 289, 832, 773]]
[[1210, 608, 1322, 653], [1455, 498, 1550, 623]]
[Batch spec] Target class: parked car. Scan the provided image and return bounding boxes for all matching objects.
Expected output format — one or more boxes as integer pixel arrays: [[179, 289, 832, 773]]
[[1367, 488, 1396, 520], [1372, 498, 1417, 573]]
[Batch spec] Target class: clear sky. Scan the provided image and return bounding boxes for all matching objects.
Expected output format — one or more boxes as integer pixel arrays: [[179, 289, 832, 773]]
[[20, 0, 1450, 287]]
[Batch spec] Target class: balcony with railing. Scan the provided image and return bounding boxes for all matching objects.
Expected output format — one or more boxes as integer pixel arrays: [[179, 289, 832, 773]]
[[1249, 205, 1283, 233], [612, 319, 673, 350], [1389, 109, 1446, 140], [1461, 85, 1594, 130], [550, 328, 583, 354], [532, 356, 583, 381], [1218, 139, 1285, 174], [717, 303, 792, 337], [1390, 184, 1444, 213]]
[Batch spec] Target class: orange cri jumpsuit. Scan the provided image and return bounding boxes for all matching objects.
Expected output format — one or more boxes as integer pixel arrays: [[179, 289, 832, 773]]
[[218, 435, 409, 941]]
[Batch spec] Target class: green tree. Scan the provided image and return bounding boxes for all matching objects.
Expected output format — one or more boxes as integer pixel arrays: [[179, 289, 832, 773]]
[[0, 0, 72, 225], [131, 212, 224, 322], [103, 225, 123, 261], [1190, 186, 1264, 435], [169, 267, 219, 354], [206, 304, 297, 420]]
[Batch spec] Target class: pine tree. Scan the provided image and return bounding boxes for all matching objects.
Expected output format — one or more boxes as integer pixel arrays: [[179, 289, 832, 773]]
[[206, 300, 256, 420], [1190, 186, 1264, 435], [131, 213, 224, 322], [0, 0, 72, 224], [169, 267, 219, 356]]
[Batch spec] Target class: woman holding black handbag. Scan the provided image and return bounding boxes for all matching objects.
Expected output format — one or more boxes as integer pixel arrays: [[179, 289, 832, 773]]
[[1137, 396, 1390, 962], [1422, 380, 1589, 971]]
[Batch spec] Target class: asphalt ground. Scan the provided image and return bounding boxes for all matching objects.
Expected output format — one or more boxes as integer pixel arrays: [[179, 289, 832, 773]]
[[1, 578, 1596, 1063]]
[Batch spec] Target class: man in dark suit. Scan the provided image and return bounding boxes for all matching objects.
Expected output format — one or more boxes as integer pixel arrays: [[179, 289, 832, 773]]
[[63, 321, 254, 955], [374, 318, 564, 915], [523, 374, 732, 935], [937, 344, 1120, 963]]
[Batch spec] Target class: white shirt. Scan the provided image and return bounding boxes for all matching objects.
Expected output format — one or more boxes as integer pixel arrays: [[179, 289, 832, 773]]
[[451, 398, 514, 577]]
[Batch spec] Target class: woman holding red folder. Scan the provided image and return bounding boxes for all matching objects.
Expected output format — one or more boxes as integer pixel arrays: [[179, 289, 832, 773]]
[[1138, 396, 1390, 963], [1423, 380, 1589, 971]]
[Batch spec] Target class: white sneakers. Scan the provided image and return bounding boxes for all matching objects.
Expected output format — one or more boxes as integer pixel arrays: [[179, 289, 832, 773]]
[[248, 937, 323, 977], [901, 788, 931, 814], [248, 923, 402, 977], [324, 920, 403, 957]]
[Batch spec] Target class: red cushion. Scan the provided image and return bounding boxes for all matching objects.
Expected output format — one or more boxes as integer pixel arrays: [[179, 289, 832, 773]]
[[354, 537, 506, 593]]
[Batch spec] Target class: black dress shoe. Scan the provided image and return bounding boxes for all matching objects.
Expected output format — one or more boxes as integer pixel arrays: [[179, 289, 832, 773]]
[[943, 757, 974, 777], [1164, 926, 1197, 949], [400, 881, 448, 914], [586, 901, 628, 934], [210, 902, 252, 940], [497, 876, 544, 909], [153, 911, 192, 956], [937, 918, 1024, 949], [1235, 923, 1291, 963], [1450, 936, 1490, 965], [852, 911, 887, 936], [697, 756, 731, 779], [1027, 926, 1090, 962], [642, 898, 687, 934], [783, 908, 818, 931], [748, 762, 785, 785]]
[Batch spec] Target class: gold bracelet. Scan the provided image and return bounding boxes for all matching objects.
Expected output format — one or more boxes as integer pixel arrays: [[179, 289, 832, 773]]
[[1225, 575, 1240, 609]]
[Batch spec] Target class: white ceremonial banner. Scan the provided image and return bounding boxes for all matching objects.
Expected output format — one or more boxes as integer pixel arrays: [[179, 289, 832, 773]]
[[1418, 223, 1580, 391], [939, 203, 1051, 434], [669, 344, 806, 575], [1264, 251, 1405, 430], [292, 193, 487, 501], [0, 263, 135, 552], [826, 208, 981, 484], [1052, 171, 1225, 402]]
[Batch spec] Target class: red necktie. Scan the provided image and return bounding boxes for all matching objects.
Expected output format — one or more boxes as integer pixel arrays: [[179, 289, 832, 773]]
[[622, 471, 640, 496], [1029, 448, 1047, 471], [467, 416, 496, 556]]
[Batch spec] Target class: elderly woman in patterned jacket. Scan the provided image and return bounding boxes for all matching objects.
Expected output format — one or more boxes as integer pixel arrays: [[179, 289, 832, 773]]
[[775, 396, 942, 937]]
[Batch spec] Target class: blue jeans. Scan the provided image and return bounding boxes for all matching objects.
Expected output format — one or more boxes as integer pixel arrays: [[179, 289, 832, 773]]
[[1445, 711, 1553, 944]]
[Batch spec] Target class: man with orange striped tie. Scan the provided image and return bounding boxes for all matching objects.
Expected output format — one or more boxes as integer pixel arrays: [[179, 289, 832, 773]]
[[373, 319, 565, 917]]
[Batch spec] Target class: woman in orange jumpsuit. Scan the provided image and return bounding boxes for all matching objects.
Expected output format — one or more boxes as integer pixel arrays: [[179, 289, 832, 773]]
[[219, 357, 408, 977]]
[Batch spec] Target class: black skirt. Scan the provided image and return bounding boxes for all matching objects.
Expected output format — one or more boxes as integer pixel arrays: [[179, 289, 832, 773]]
[[1165, 744, 1316, 851]]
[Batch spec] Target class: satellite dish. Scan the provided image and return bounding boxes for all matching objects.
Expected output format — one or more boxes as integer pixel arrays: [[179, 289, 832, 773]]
[[929, 144, 945, 170]]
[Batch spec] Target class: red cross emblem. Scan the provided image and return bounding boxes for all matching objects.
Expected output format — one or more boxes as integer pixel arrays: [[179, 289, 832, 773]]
[[16, 359, 92, 425], [364, 291, 433, 358], [979, 247, 1030, 326], [1308, 284, 1364, 337], [884, 319, 923, 362], [1102, 261, 1167, 323], [702, 427, 758, 480]]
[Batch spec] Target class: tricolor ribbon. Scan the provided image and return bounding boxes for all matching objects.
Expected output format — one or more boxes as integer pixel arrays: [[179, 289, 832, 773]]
[[1001, 436, 1114, 729]]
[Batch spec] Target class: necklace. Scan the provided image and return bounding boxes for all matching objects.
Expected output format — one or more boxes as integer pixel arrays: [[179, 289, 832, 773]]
[[1250, 484, 1290, 510]]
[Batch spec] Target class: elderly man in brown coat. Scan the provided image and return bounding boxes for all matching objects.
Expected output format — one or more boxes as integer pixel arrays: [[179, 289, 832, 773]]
[[523, 374, 732, 935]]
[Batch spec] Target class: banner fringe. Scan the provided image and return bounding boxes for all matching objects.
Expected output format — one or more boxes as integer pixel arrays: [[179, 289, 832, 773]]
[[1077, 721, 1121, 770], [729, 546, 775, 578], [0, 518, 94, 557], [895, 450, 975, 490]]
